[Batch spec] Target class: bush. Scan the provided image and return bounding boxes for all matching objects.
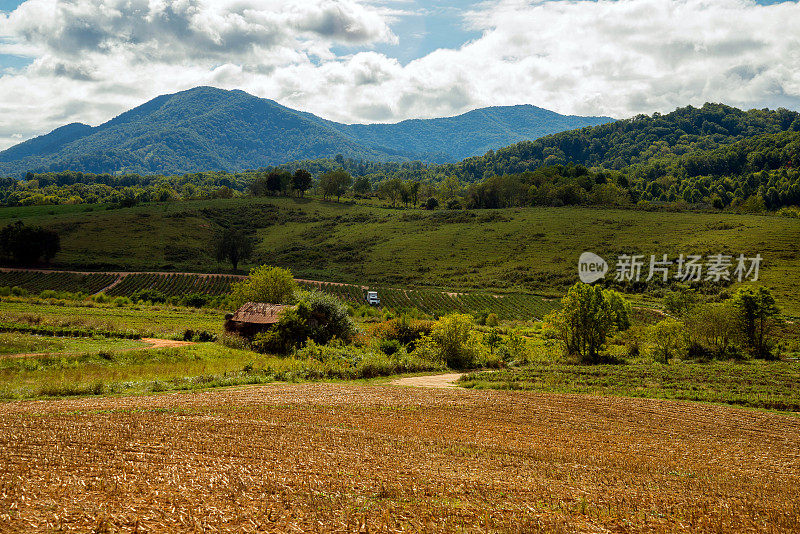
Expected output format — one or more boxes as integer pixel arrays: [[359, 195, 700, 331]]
[[372, 316, 432, 351], [446, 198, 462, 210], [183, 293, 209, 308], [130, 289, 167, 304], [92, 292, 110, 304], [378, 339, 402, 356], [11, 286, 27, 297], [685, 341, 713, 362], [428, 314, 486, 369], [485, 313, 499, 327], [663, 288, 699, 317], [251, 291, 354, 354], [425, 197, 439, 210], [112, 296, 130, 307]]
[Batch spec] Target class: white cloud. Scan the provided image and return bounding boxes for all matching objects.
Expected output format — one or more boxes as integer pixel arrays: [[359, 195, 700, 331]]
[[1, 0, 800, 151]]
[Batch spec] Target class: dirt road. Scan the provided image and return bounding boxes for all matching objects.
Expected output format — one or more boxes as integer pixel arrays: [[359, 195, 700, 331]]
[[390, 372, 464, 388]]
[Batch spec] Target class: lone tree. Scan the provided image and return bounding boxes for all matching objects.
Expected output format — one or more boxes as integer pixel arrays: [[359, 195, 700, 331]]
[[266, 170, 291, 196], [230, 265, 298, 307], [546, 282, 630, 363], [292, 169, 313, 197], [320, 170, 352, 201], [0, 221, 60, 265], [215, 228, 253, 271], [731, 286, 780, 359]]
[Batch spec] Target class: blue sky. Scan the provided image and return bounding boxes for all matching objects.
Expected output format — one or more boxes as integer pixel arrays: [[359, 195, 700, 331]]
[[2, 0, 800, 149]]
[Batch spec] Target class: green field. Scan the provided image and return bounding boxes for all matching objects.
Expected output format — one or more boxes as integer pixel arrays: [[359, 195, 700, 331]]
[[0, 299, 224, 339], [0, 332, 147, 356], [460, 362, 800, 411], [6, 197, 799, 314]]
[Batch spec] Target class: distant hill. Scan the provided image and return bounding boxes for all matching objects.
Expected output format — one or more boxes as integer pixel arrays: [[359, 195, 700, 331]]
[[0, 87, 613, 176], [443, 103, 800, 181]]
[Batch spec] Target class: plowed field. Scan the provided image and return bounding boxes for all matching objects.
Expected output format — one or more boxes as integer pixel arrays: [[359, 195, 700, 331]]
[[1, 384, 798, 532]]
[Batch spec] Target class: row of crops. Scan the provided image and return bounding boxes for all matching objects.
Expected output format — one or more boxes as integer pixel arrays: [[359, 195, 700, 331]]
[[2, 270, 560, 320], [106, 273, 243, 297], [0, 271, 119, 295], [302, 281, 559, 320]]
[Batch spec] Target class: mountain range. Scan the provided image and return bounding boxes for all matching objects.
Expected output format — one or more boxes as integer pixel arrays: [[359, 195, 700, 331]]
[[0, 86, 613, 176]]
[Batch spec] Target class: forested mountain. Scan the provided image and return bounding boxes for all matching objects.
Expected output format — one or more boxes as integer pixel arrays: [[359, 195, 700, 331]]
[[442, 103, 800, 182], [0, 87, 612, 176], [327, 105, 611, 162]]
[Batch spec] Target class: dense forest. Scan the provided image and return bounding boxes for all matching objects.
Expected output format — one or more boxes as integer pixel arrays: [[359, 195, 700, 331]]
[[2, 103, 800, 213]]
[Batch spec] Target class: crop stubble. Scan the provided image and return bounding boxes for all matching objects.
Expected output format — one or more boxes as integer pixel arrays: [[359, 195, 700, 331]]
[[0, 384, 798, 532]]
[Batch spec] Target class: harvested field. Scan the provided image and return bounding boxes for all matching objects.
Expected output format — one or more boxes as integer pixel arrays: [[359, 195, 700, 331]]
[[1, 384, 799, 532]]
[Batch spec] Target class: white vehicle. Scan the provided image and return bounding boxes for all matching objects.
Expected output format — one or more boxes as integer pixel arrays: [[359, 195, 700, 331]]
[[366, 291, 380, 306]]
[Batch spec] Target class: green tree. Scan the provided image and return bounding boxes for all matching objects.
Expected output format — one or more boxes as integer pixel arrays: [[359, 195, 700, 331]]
[[377, 178, 403, 206], [320, 170, 353, 201], [685, 303, 738, 356], [266, 170, 290, 195], [731, 286, 780, 359], [352, 176, 371, 196], [230, 265, 298, 307], [604, 290, 631, 331], [292, 169, 312, 197], [546, 282, 619, 363], [214, 228, 253, 271], [0, 221, 60, 265], [648, 318, 686, 363]]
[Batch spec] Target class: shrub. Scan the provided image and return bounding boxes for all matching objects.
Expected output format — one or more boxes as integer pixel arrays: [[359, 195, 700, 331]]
[[11, 286, 27, 297], [220, 332, 250, 350], [428, 313, 485, 369], [112, 296, 130, 307], [425, 197, 439, 210], [685, 341, 713, 362], [92, 292, 110, 304], [130, 289, 167, 304], [251, 292, 354, 355], [183, 293, 209, 308], [663, 288, 699, 317], [485, 313, 499, 327], [378, 339, 401, 356], [372, 316, 432, 350], [446, 198, 462, 210]]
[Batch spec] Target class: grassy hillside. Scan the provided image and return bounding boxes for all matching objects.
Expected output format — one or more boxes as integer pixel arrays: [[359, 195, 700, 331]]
[[5, 197, 799, 314]]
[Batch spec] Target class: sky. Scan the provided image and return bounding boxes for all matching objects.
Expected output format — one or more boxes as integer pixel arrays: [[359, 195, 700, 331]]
[[1, 0, 800, 150]]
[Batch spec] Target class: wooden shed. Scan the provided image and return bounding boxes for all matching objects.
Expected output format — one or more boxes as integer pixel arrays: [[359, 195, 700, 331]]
[[224, 302, 294, 338]]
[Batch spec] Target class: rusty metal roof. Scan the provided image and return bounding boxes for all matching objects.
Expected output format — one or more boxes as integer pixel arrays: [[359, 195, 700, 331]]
[[230, 302, 294, 325]]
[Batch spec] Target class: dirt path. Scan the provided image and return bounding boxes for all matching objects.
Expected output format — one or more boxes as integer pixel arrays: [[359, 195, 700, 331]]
[[390, 372, 464, 388], [0, 338, 195, 359]]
